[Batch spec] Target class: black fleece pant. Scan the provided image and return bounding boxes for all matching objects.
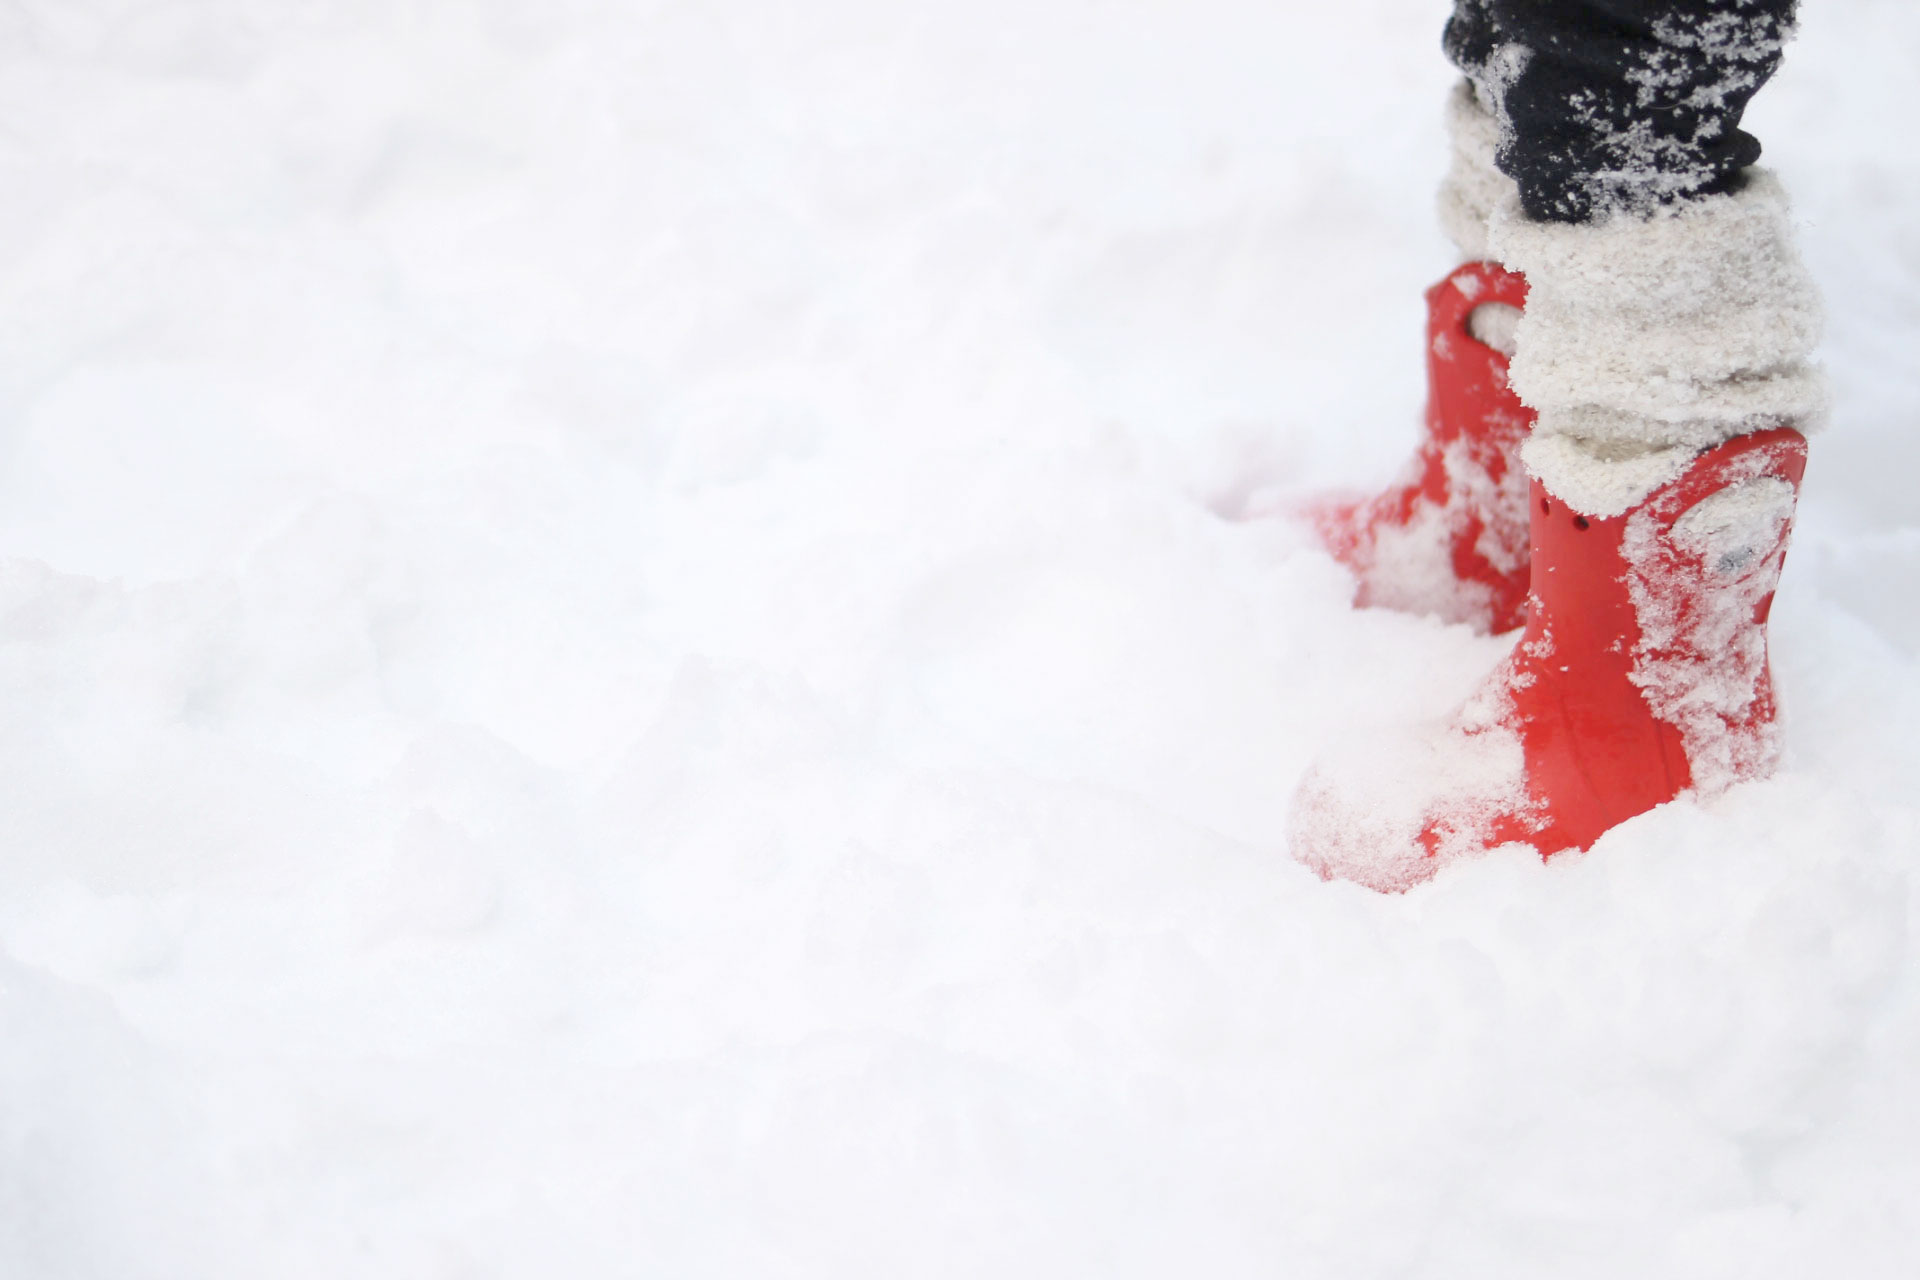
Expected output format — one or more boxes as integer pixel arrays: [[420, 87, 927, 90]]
[[1445, 0, 1800, 223]]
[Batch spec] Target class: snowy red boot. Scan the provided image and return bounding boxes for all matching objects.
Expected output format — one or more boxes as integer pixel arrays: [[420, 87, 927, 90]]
[[1309, 260, 1536, 634], [1290, 427, 1808, 893]]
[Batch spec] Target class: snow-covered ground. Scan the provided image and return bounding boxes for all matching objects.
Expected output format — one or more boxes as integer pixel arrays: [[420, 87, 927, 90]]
[[1, 0, 1916, 1275]]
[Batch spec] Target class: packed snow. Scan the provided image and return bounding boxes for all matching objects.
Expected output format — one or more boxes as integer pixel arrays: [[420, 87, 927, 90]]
[[1, 1, 1917, 1276]]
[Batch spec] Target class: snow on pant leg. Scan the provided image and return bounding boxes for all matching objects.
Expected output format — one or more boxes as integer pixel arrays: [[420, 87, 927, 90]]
[[1444, 0, 1800, 222], [1441, 0, 1825, 516]]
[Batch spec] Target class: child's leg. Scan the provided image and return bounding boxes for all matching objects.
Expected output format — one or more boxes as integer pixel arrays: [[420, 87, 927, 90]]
[[1469, 0, 1800, 224], [1475, 0, 1822, 515], [1290, 0, 1826, 890]]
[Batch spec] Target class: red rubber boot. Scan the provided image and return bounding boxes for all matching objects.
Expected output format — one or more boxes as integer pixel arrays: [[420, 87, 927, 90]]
[[1290, 428, 1808, 893], [1310, 262, 1537, 634]]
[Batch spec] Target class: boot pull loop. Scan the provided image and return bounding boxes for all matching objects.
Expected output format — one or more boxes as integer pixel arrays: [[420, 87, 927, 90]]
[[1467, 303, 1521, 358], [1430, 261, 1531, 362]]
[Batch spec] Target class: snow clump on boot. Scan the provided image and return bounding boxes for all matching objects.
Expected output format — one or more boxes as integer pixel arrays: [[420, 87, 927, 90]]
[[1624, 467, 1800, 794], [1288, 690, 1535, 895]]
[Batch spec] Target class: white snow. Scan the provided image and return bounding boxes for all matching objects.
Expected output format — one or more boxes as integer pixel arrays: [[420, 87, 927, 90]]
[[1, 1, 1917, 1277], [1626, 457, 1800, 796], [1328, 423, 1531, 631], [1288, 703, 1533, 895]]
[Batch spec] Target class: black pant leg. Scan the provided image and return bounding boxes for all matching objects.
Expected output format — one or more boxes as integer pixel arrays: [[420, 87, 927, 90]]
[[1444, 0, 1799, 223]]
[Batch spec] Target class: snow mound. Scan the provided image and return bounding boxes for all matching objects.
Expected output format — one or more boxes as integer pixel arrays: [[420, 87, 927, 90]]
[[0, 0, 1916, 1276]]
